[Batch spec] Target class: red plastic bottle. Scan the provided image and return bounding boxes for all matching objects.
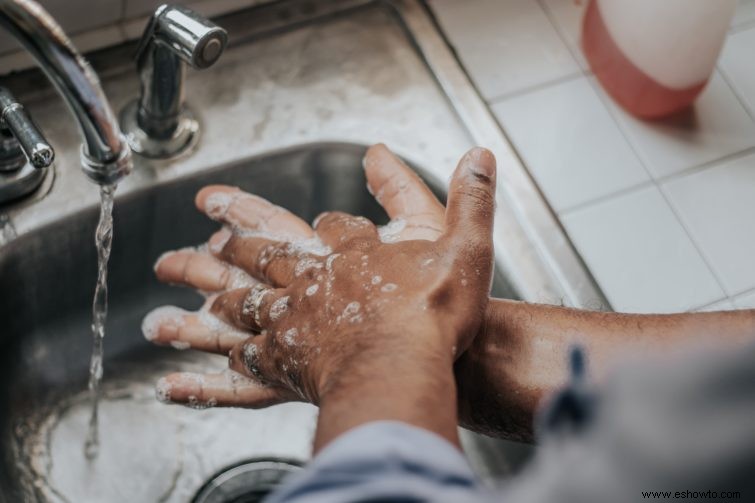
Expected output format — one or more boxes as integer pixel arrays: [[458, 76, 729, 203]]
[[582, 0, 736, 119]]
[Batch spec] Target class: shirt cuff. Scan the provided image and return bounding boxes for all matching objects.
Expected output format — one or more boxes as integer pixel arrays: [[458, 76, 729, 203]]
[[266, 420, 483, 503]]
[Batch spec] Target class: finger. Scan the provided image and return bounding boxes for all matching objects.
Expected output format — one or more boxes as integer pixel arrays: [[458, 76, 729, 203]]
[[211, 285, 287, 331], [154, 249, 256, 292], [442, 147, 497, 252], [363, 144, 445, 241], [313, 211, 379, 250], [142, 306, 249, 354], [228, 335, 277, 385], [209, 228, 315, 287], [196, 185, 314, 238], [155, 370, 286, 408]]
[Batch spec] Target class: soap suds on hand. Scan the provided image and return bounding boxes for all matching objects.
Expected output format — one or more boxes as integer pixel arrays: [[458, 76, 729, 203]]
[[141, 306, 187, 341]]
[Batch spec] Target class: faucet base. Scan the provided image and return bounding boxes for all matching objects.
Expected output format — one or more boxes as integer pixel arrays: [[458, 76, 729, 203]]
[[80, 135, 132, 186], [119, 100, 200, 159]]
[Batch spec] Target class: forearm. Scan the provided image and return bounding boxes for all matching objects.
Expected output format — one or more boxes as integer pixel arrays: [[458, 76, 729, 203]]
[[315, 326, 460, 453], [456, 299, 755, 441]]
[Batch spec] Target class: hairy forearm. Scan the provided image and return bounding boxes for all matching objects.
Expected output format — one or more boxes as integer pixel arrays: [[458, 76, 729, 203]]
[[456, 299, 755, 442]]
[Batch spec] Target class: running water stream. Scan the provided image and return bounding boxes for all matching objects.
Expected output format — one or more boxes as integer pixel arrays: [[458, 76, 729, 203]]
[[84, 184, 116, 460]]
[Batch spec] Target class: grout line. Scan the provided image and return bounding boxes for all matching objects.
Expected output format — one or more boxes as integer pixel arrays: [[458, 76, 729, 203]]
[[731, 284, 755, 299], [691, 297, 735, 312], [581, 71, 732, 300], [728, 18, 755, 34], [657, 173, 732, 297], [486, 71, 584, 105], [483, 0, 587, 105], [537, 0, 590, 73], [508, 0, 748, 309], [655, 144, 755, 185], [558, 179, 655, 216], [717, 62, 755, 123]]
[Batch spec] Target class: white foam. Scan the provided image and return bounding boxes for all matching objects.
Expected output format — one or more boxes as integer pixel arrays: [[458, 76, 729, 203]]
[[343, 301, 361, 315], [198, 310, 248, 339], [229, 266, 258, 289], [169, 340, 191, 350], [326, 253, 341, 271], [306, 284, 319, 296], [186, 395, 218, 410], [381, 283, 397, 293], [141, 306, 187, 341], [205, 192, 235, 219], [371, 275, 382, 285], [221, 368, 260, 386], [269, 296, 290, 321], [209, 227, 232, 254], [295, 257, 322, 277], [343, 301, 362, 323], [378, 219, 406, 243], [155, 377, 172, 403], [235, 227, 331, 256], [283, 328, 298, 346]]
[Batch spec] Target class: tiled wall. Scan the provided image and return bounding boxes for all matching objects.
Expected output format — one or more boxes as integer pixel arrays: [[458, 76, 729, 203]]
[[430, 0, 755, 313], [0, 0, 273, 73]]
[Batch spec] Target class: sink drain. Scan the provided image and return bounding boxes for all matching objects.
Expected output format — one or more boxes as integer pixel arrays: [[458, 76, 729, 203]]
[[193, 459, 302, 503]]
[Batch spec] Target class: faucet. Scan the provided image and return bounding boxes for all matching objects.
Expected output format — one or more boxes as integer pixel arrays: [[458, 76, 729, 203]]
[[120, 5, 227, 159], [0, 86, 53, 203], [0, 0, 131, 190]]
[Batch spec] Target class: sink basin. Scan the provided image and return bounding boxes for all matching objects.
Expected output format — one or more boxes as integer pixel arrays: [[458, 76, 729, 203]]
[[0, 143, 523, 502]]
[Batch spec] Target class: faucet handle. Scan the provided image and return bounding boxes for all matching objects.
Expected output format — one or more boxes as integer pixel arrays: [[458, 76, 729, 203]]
[[0, 87, 54, 170]]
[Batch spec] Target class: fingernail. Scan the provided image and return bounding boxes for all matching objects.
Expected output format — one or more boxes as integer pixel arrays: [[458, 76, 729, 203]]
[[209, 228, 232, 254], [312, 212, 329, 228], [463, 147, 496, 178]]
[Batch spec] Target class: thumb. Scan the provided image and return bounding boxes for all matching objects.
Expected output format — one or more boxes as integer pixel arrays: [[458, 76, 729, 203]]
[[443, 147, 497, 250]]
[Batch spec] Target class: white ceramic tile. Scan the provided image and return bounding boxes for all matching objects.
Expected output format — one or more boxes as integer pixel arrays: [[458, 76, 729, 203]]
[[561, 186, 724, 313], [40, 0, 123, 34], [693, 298, 737, 312], [720, 27, 755, 116], [125, 0, 190, 18], [732, 0, 755, 29], [429, 0, 579, 100], [0, 25, 126, 74], [125, 0, 266, 20], [595, 73, 755, 178], [663, 153, 755, 296], [492, 77, 649, 212], [0, 31, 21, 56], [0, 0, 123, 55], [540, 0, 588, 69], [734, 289, 755, 309]]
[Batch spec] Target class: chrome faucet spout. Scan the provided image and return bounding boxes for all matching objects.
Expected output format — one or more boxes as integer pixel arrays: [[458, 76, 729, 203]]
[[0, 0, 131, 185]]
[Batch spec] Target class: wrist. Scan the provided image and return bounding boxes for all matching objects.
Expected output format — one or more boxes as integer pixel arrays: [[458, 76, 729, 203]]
[[312, 322, 460, 452], [455, 298, 537, 441]]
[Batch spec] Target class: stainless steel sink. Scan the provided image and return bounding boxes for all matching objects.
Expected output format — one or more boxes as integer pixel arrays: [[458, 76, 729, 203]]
[[0, 144, 514, 502], [0, 1, 604, 501]]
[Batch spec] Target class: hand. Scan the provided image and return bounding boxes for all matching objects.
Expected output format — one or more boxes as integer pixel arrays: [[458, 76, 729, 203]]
[[147, 146, 497, 426]]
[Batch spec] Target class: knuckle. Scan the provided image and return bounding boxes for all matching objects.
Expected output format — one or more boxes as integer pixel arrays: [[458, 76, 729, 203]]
[[256, 242, 289, 279], [459, 184, 494, 209]]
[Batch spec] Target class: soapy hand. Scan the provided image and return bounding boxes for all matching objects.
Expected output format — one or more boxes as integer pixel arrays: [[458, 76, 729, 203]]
[[147, 145, 496, 409]]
